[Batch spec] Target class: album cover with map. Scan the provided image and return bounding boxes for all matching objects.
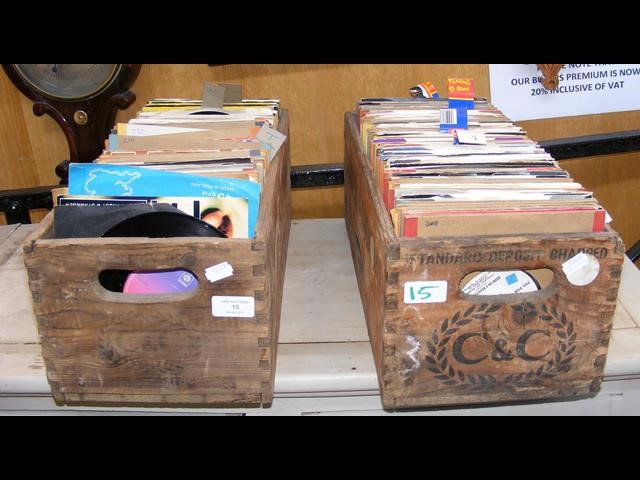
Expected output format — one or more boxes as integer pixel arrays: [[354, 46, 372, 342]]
[[68, 163, 259, 238]]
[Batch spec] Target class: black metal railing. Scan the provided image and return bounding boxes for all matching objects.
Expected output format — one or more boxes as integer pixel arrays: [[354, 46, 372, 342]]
[[0, 186, 54, 224]]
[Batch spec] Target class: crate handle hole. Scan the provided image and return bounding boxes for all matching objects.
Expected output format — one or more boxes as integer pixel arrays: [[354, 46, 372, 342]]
[[459, 268, 553, 299], [98, 268, 199, 296]]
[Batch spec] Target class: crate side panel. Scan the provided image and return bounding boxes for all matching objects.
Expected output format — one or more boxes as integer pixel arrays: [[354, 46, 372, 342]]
[[24, 227, 270, 405], [381, 233, 624, 408], [344, 112, 398, 388], [255, 109, 291, 404]]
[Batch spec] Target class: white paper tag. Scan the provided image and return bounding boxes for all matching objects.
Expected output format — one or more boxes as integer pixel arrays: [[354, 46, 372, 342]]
[[404, 281, 448, 304], [219, 83, 243, 103], [454, 129, 487, 145], [212, 296, 255, 318], [562, 253, 600, 286], [202, 81, 225, 109], [205, 262, 234, 283], [256, 124, 287, 161]]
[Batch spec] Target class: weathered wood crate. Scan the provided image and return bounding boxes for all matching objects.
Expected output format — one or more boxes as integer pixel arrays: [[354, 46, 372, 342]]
[[344, 112, 625, 409], [22, 111, 291, 407]]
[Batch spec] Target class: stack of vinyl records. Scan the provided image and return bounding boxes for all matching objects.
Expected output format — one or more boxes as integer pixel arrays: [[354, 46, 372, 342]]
[[357, 97, 608, 238], [59, 97, 283, 240], [56, 95, 285, 295]]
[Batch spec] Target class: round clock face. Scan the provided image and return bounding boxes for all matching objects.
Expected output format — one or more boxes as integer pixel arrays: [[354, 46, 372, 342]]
[[12, 64, 121, 101]]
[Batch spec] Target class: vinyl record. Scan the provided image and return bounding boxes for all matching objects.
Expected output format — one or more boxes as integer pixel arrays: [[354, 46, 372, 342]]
[[461, 270, 541, 296], [103, 211, 225, 238], [123, 269, 199, 295], [97, 206, 224, 293], [98, 270, 130, 293], [54, 203, 226, 239]]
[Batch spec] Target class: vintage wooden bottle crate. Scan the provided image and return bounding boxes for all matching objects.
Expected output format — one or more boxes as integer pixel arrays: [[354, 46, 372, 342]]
[[344, 112, 626, 409], [21, 111, 291, 407]]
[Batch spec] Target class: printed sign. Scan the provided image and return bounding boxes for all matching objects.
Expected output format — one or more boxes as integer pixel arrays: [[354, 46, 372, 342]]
[[489, 64, 640, 121]]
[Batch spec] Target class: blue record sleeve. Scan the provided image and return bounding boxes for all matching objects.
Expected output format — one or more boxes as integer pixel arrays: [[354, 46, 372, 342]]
[[68, 163, 261, 238]]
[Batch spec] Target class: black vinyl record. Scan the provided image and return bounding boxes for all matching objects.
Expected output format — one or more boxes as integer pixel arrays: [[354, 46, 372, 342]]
[[55, 204, 226, 293], [100, 208, 224, 291], [54, 203, 226, 239], [54, 204, 225, 292], [102, 211, 225, 238]]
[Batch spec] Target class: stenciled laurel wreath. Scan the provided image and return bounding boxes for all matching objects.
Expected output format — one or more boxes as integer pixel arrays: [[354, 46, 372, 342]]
[[424, 303, 577, 388]]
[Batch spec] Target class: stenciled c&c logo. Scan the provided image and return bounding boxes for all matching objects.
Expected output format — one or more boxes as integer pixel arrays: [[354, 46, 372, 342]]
[[423, 303, 577, 387]]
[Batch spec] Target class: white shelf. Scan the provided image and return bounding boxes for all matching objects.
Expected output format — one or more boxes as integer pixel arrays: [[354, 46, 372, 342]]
[[1, 220, 639, 415]]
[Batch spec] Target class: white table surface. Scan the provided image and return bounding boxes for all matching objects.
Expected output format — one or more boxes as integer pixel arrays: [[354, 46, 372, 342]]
[[1, 219, 639, 415]]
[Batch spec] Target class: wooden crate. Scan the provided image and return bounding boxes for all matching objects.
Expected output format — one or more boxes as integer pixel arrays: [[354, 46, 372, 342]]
[[21, 111, 291, 407], [344, 112, 626, 409]]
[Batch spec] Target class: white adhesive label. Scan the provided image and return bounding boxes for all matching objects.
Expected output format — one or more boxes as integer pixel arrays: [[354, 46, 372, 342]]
[[454, 129, 487, 145], [562, 253, 600, 286], [404, 281, 448, 304], [212, 296, 255, 318], [205, 262, 233, 283]]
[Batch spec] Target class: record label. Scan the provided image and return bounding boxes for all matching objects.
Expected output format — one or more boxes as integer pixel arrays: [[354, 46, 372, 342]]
[[461, 270, 540, 296], [123, 269, 198, 295]]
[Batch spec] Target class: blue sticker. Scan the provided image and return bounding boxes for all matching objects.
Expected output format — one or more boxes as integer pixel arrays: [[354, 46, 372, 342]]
[[505, 273, 518, 285]]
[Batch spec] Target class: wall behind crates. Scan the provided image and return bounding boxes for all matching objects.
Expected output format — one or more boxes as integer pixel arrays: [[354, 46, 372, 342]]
[[1, 64, 639, 252]]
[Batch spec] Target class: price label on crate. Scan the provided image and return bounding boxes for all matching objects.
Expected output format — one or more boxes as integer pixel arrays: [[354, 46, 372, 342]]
[[404, 281, 448, 304], [212, 296, 255, 318]]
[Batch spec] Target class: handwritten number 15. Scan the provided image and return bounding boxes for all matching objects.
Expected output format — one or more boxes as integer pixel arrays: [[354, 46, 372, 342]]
[[409, 285, 437, 301]]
